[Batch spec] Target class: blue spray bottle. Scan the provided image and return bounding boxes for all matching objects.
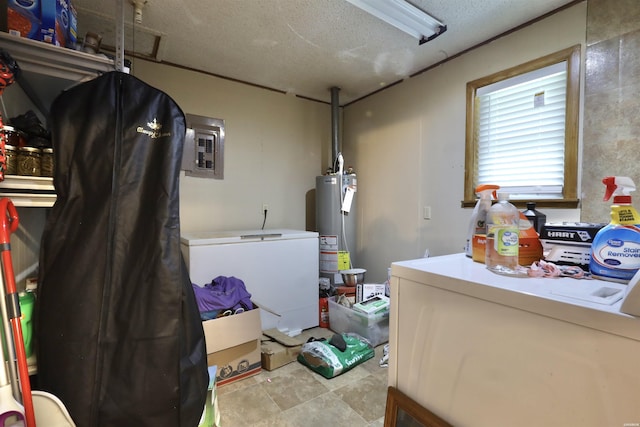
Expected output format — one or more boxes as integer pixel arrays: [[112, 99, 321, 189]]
[[590, 176, 640, 283]]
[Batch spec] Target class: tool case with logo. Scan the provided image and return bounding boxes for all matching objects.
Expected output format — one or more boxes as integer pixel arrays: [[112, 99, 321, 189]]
[[540, 222, 606, 270]]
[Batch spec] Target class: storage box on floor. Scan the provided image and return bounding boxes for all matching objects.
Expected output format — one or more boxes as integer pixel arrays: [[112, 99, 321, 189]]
[[202, 305, 262, 387], [261, 328, 305, 371], [260, 327, 336, 371], [328, 297, 389, 346]]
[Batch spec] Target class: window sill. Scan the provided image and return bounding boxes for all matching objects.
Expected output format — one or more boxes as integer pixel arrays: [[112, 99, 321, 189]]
[[461, 199, 580, 209]]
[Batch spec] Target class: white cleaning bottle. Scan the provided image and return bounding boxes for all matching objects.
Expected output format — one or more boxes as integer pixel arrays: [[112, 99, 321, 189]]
[[0, 359, 25, 427], [485, 192, 520, 275], [465, 184, 499, 258]]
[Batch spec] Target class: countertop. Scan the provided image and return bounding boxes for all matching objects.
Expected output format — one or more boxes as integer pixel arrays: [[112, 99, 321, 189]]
[[391, 253, 640, 341]]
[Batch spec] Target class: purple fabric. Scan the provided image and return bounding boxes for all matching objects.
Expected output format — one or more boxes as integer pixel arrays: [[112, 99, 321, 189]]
[[192, 276, 254, 313]]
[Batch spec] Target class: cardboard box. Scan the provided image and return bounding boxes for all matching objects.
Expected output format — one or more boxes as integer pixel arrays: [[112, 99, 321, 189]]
[[67, 1, 76, 48], [353, 295, 390, 315], [260, 327, 336, 371], [39, 0, 55, 44], [4, 0, 42, 40], [540, 222, 605, 269], [261, 340, 296, 371], [202, 305, 262, 387], [41, 0, 71, 46], [1, 0, 75, 46], [355, 283, 386, 302]]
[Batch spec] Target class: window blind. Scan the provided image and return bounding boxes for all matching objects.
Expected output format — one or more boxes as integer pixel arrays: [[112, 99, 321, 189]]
[[475, 61, 567, 199]]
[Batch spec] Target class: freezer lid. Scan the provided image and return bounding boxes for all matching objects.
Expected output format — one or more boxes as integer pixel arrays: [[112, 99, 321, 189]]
[[180, 229, 318, 246]]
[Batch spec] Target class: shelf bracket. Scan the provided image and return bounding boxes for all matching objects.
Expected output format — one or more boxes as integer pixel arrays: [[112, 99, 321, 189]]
[[115, 0, 125, 72]]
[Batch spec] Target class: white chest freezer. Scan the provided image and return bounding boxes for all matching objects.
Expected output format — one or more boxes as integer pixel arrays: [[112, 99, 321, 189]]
[[181, 229, 319, 332]]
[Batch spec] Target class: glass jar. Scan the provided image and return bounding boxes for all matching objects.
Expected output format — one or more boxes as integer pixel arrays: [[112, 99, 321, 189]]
[[4, 144, 17, 175], [1, 125, 22, 147], [17, 146, 41, 176], [41, 148, 54, 177]]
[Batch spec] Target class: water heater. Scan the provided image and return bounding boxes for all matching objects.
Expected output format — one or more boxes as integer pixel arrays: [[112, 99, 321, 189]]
[[316, 173, 357, 284]]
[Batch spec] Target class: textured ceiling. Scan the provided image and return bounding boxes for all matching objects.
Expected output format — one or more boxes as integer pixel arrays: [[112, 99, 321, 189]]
[[71, 0, 578, 105]]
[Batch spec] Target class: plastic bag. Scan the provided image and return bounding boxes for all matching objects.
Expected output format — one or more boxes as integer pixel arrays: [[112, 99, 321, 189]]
[[297, 333, 374, 379]]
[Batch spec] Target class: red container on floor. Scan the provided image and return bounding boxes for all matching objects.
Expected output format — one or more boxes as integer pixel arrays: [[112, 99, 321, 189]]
[[319, 297, 329, 328]]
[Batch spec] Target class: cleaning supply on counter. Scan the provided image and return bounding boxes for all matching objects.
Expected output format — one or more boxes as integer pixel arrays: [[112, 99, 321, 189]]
[[540, 222, 605, 270], [465, 184, 499, 261], [522, 202, 546, 235], [590, 176, 640, 283], [485, 192, 521, 276], [517, 211, 543, 266]]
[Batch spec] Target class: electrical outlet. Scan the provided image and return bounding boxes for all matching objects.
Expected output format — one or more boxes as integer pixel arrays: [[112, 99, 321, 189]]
[[423, 206, 431, 220], [262, 203, 269, 214]]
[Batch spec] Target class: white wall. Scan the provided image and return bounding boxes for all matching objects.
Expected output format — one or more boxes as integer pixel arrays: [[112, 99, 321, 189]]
[[132, 61, 332, 233], [343, 3, 587, 282], [129, 3, 587, 283]]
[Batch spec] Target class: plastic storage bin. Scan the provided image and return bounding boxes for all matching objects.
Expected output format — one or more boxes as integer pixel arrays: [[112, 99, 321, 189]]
[[328, 297, 389, 346]]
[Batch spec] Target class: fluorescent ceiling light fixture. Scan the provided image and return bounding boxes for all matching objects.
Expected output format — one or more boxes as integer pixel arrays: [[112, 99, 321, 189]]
[[345, 0, 446, 45]]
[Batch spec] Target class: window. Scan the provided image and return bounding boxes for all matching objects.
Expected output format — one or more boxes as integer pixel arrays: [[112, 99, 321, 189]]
[[464, 45, 580, 207]]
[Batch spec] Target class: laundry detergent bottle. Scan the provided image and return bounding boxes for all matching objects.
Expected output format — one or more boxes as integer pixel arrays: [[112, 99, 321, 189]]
[[465, 184, 499, 260], [590, 176, 640, 283]]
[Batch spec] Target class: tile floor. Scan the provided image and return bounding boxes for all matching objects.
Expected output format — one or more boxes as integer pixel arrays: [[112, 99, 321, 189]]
[[216, 328, 389, 426]]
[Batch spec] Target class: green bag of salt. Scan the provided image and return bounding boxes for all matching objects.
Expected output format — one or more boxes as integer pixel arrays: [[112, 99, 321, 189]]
[[297, 333, 375, 379]]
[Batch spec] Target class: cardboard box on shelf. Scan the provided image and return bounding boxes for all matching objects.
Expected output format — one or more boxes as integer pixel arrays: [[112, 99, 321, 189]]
[[39, 0, 55, 44], [202, 304, 262, 387], [67, 1, 76, 48], [2, 0, 76, 47], [3, 0, 42, 40], [41, 0, 72, 46]]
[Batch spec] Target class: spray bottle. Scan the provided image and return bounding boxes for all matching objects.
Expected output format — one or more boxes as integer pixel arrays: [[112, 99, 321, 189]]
[[465, 184, 499, 261], [590, 176, 640, 283]]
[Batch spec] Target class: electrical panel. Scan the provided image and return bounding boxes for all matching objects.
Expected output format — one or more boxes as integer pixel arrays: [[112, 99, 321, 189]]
[[182, 113, 224, 179]]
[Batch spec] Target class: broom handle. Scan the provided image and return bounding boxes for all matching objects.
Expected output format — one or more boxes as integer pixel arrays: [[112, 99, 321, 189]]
[[0, 198, 36, 427], [0, 270, 20, 399]]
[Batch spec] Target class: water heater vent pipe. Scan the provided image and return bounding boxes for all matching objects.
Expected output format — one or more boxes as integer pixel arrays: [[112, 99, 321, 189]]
[[330, 86, 340, 171]]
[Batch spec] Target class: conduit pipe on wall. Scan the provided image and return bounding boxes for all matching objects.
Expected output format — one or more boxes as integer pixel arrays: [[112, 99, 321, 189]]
[[330, 86, 340, 170]]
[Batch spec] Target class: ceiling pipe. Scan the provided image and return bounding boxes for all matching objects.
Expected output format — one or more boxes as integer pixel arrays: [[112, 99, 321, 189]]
[[330, 86, 340, 171], [130, 0, 148, 24]]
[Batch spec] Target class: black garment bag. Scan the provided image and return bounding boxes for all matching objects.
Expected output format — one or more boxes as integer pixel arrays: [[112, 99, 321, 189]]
[[36, 71, 208, 427]]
